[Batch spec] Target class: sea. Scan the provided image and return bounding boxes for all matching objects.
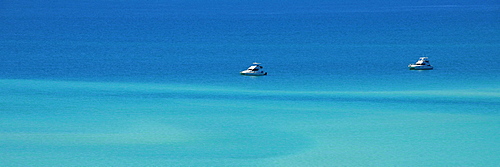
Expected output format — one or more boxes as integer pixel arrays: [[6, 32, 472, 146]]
[[1, 0, 499, 166]]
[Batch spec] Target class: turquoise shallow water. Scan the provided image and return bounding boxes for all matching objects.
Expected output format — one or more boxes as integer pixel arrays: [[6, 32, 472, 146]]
[[1, 79, 499, 166], [1, 0, 500, 166]]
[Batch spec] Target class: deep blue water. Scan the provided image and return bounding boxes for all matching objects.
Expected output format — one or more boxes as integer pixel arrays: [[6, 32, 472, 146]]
[[1, 0, 499, 166]]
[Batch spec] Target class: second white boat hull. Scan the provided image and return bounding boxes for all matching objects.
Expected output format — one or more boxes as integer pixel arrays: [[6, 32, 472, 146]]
[[240, 71, 267, 76], [408, 65, 433, 70]]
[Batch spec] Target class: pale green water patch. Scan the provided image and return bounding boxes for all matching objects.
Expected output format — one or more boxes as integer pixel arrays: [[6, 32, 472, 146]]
[[267, 112, 500, 166]]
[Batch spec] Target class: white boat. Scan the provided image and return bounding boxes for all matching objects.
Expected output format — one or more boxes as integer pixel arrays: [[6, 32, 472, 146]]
[[408, 57, 433, 70], [240, 62, 267, 76]]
